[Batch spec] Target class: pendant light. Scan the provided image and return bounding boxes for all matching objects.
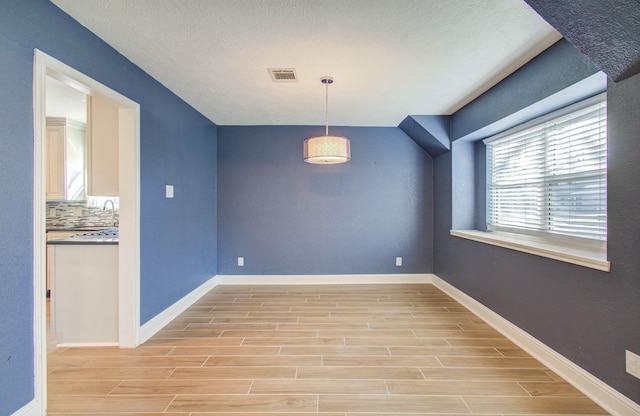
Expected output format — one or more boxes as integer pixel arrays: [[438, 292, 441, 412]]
[[303, 76, 351, 164]]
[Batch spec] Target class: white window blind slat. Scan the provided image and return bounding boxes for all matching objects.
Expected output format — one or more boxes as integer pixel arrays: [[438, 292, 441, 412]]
[[486, 95, 607, 242]]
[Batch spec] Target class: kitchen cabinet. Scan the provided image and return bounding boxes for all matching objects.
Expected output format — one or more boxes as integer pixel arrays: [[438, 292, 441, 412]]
[[50, 242, 118, 344], [46, 230, 82, 294], [46, 118, 86, 200], [87, 93, 119, 196]]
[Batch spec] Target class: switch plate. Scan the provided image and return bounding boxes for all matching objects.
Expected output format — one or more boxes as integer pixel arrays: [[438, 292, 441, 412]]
[[237, 257, 244, 267], [166, 185, 174, 198], [626, 350, 640, 379], [396, 257, 402, 267]]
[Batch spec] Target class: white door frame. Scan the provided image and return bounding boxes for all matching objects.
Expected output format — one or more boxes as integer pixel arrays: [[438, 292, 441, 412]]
[[32, 49, 140, 414]]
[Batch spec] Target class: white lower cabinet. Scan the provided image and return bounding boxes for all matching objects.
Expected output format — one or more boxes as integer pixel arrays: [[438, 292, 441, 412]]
[[50, 244, 118, 344], [46, 231, 79, 293]]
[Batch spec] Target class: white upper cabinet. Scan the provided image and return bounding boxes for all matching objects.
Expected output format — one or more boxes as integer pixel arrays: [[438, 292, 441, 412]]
[[46, 118, 86, 201], [87, 93, 119, 197]]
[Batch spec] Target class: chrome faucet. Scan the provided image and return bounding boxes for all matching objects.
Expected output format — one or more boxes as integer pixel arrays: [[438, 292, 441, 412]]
[[102, 199, 116, 226]]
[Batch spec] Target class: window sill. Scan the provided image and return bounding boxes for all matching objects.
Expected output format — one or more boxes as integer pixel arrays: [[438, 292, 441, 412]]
[[450, 230, 610, 272]]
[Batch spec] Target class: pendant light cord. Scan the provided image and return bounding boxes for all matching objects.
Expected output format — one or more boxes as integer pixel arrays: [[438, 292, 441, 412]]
[[324, 80, 329, 136]]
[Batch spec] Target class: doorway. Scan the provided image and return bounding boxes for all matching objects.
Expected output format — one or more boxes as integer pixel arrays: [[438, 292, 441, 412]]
[[33, 49, 141, 413]]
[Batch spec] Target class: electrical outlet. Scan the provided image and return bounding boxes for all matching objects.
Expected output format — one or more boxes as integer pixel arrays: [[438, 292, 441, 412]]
[[237, 257, 244, 267], [395, 257, 402, 267], [166, 185, 174, 198], [48, 208, 56, 217], [73, 207, 83, 216], [626, 350, 640, 379]]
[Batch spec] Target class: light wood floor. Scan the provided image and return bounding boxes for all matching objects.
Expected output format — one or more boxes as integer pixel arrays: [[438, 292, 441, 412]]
[[47, 284, 609, 415]]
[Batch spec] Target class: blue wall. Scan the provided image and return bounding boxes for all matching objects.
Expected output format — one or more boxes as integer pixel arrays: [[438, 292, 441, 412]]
[[451, 39, 600, 141], [435, 42, 640, 403], [0, 1, 217, 412], [218, 126, 433, 275], [2, 1, 637, 412], [0, 27, 36, 414]]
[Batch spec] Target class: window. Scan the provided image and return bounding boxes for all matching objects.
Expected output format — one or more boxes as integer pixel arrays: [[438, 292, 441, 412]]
[[485, 94, 607, 245]]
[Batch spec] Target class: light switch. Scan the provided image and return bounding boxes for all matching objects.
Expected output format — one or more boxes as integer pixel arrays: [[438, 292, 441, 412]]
[[166, 185, 174, 198], [237, 257, 244, 267], [396, 257, 403, 266]]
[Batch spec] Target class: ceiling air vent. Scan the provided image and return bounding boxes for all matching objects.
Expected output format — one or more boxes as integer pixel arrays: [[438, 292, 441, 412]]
[[268, 68, 298, 82]]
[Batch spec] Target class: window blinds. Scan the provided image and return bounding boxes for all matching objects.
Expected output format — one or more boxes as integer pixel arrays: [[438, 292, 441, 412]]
[[485, 95, 607, 241]]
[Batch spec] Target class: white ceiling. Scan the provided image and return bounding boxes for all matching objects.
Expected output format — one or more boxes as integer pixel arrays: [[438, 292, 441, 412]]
[[51, 0, 561, 127], [46, 75, 87, 124]]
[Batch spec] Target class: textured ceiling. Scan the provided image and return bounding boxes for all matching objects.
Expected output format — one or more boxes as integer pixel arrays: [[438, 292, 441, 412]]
[[51, 0, 561, 127], [46, 75, 87, 124], [525, 0, 640, 82]]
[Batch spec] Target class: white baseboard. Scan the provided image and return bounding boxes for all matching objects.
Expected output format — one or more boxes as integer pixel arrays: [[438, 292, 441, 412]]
[[11, 399, 39, 416], [56, 342, 119, 348], [431, 275, 640, 416], [216, 273, 434, 285], [139, 275, 220, 343]]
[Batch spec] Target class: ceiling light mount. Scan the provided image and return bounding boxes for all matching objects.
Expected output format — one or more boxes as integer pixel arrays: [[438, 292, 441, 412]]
[[303, 76, 351, 164]]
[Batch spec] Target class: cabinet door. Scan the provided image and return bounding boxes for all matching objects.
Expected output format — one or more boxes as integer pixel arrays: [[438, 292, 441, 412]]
[[46, 125, 66, 200], [65, 123, 86, 200], [46, 231, 80, 293], [87, 94, 119, 196]]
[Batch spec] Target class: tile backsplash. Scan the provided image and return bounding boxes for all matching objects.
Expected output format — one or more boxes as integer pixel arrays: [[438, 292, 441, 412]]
[[47, 200, 119, 227]]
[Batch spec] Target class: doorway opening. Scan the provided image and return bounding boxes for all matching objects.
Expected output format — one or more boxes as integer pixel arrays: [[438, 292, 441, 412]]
[[33, 49, 141, 413]]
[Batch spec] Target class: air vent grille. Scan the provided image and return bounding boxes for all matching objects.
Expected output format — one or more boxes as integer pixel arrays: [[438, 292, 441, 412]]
[[268, 68, 298, 82]]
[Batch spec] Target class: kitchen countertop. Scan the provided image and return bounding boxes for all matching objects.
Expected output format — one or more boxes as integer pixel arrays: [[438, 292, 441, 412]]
[[47, 225, 115, 232], [47, 227, 119, 245], [48, 237, 118, 245]]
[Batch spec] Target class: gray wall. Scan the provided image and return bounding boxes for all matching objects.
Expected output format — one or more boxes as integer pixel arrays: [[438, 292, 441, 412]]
[[435, 43, 640, 403], [217, 126, 433, 275]]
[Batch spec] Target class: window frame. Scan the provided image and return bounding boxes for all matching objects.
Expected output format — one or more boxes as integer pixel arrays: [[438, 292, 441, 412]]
[[451, 93, 609, 272]]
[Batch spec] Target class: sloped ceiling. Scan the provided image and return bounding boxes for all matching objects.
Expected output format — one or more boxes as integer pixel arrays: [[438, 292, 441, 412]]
[[525, 0, 640, 82], [51, 0, 561, 127]]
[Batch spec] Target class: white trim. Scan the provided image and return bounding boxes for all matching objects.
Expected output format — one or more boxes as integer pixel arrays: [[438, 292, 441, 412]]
[[139, 275, 220, 343], [31, 50, 47, 416], [56, 342, 119, 348], [431, 275, 640, 416], [216, 274, 434, 285], [450, 229, 610, 272], [35, 50, 141, 347], [117, 107, 140, 348], [33, 49, 141, 414], [10, 399, 38, 416]]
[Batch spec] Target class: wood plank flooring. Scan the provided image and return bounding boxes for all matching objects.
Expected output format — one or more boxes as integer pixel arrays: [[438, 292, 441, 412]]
[[47, 284, 609, 415]]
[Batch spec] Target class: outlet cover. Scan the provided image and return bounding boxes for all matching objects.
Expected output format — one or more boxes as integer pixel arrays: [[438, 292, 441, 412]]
[[395, 257, 402, 266], [166, 185, 174, 198], [237, 257, 244, 267], [626, 350, 640, 379]]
